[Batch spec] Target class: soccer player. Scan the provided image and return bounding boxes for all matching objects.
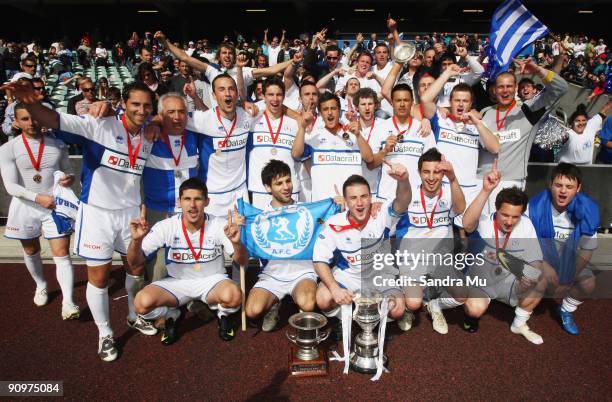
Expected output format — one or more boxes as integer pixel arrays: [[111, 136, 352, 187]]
[[461, 161, 554, 344], [527, 163, 599, 335], [368, 83, 435, 196], [395, 148, 466, 334], [420, 64, 500, 206], [345, 88, 384, 194], [292, 92, 374, 202], [247, 77, 300, 209], [477, 58, 568, 215], [142, 93, 199, 281], [243, 160, 318, 331], [0, 103, 79, 320], [434, 46, 484, 108], [187, 74, 258, 217], [4, 80, 159, 361], [312, 167, 411, 327], [128, 178, 246, 344]]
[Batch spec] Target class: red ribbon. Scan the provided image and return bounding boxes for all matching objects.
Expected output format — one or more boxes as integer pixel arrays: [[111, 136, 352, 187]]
[[181, 216, 205, 264], [420, 186, 443, 229], [121, 115, 142, 168], [21, 134, 44, 171]]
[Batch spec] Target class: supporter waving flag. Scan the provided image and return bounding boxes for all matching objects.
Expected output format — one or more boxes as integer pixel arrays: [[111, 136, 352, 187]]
[[486, 0, 549, 79], [237, 198, 340, 260]]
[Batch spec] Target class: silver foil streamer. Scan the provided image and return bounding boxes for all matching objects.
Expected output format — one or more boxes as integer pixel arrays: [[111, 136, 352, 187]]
[[534, 115, 569, 150]]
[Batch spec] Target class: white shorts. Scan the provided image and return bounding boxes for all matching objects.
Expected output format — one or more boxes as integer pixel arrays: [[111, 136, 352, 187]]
[[250, 192, 299, 210], [207, 184, 248, 218], [475, 274, 518, 307], [74, 202, 139, 262], [332, 268, 402, 297], [152, 273, 233, 306], [5, 197, 65, 240], [253, 271, 317, 301]]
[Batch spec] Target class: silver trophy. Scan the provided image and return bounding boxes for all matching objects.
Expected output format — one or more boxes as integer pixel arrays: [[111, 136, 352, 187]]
[[393, 41, 416, 63], [286, 312, 330, 376], [350, 290, 387, 373]]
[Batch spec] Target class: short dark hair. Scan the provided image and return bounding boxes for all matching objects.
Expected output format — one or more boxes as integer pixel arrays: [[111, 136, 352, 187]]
[[121, 81, 154, 103], [352, 87, 378, 108], [418, 147, 442, 171], [21, 55, 37, 65], [299, 80, 317, 95], [325, 44, 340, 55], [261, 160, 291, 187], [439, 53, 455, 64], [356, 51, 373, 64], [107, 86, 121, 100], [179, 177, 208, 199], [391, 83, 413, 100], [262, 76, 285, 96], [374, 43, 389, 52], [569, 103, 589, 127], [318, 91, 340, 109], [450, 83, 474, 102], [211, 73, 236, 92], [342, 174, 370, 197], [551, 162, 582, 186], [495, 187, 529, 212], [14, 102, 28, 115], [518, 77, 535, 88], [140, 47, 152, 55]]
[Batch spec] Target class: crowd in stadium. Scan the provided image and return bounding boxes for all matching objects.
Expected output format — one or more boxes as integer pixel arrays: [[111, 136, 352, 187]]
[[0, 13, 609, 365]]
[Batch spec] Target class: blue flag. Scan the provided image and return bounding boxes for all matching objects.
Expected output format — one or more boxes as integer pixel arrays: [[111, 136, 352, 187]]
[[485, 0, 549, 79], [237, 198, 340, 260]]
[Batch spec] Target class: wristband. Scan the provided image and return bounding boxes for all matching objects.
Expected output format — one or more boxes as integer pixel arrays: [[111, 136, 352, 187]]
[[543, 70, 555, 84]]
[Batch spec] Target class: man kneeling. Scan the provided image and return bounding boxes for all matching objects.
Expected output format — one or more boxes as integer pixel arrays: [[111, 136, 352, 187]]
[[244, 160, 318, 331], [127, 178, 248, 344]]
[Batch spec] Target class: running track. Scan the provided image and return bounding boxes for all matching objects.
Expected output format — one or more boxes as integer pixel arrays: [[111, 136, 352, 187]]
[[1, 263, 610, 401]]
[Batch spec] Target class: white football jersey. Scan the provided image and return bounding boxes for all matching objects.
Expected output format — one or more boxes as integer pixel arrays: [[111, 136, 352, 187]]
[[141, 214, 234, 280]]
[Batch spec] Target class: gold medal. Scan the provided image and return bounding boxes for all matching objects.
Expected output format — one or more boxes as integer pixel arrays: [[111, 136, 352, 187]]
[[270, 147, 278, 155], [397, 134, 404, 142], [174, 170, 182, 178], [342, 132, 350, 140], [193, 263, 201, 271], [32, 173, 42, 183], [455, 122, 465, 132], [495, 266, 502, 275], [215, 148, 222, 156]]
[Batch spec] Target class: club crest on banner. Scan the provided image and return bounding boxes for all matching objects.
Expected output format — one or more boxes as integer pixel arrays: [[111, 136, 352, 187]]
[[252, 205, 313, 258]]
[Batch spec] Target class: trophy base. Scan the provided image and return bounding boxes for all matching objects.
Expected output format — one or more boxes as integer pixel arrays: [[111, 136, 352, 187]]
[[349, 353, 388, 374], [288, 347, 329, 377]]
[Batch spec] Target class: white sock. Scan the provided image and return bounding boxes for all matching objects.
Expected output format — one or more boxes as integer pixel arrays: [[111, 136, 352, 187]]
[[125, 274, 144, 322], [511, 306, 532, 329], [53, 256, 74, 305], [561, 296, 582, 313], [86, 282, 112, 338], [217, 304, 240, 318], [141, 306, 168, 321], [323, 306, 341, 319], [24, 251, 46, 289], [431, 297, 463, 312]]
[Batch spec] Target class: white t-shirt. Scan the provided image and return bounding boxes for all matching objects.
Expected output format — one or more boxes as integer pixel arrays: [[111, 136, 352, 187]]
[[247, 113, 300, 195], [58, 114, 153, 209], [187, 107, 257, 195], [302, 127, 363, 201], [0, 133, 71, 203], [359, 117, 384, 193], [141, 214, 233, 280], [398, 183, 455, 239], [433, 111, 484, 186], [558, 114, 602, 165], [369, 116, 435, 197], [313, 202, 401, 276], [266, 45, 281, 66], [371, 61, 394, 115]]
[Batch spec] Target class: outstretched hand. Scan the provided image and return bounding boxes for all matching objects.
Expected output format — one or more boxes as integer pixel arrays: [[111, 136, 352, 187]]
[[483, 158, 501, 192]]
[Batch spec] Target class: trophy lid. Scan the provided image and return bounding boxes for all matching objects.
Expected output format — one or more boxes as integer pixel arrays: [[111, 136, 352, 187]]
[[288, 312, 328, 330]]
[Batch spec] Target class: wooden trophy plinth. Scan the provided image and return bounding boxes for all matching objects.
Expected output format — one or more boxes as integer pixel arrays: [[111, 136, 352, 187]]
[[288, 347, 329, 377]]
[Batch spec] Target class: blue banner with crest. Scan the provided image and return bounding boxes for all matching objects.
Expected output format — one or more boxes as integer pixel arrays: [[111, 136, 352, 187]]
[[237, 198, 340, 260]]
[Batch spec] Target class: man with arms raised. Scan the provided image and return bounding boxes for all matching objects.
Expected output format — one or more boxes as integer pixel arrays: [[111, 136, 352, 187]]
[[478, 58, 568, 214], [395, 149, 466, 334], [128, 178, 246, 344], [4, 80, 158, 361], [0, 103, 79, 320], [462, 161, 554, 344], [527, 163, 599, 335], [243, 160, 318, 331], [292, 92, 373, 202], [420, 64, 500, 207]]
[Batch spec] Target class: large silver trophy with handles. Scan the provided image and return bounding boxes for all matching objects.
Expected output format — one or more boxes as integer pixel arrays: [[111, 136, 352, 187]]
[[286, 312, 330, 377], [349, 289, 388, 373], [393, 41, 417, 63]]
